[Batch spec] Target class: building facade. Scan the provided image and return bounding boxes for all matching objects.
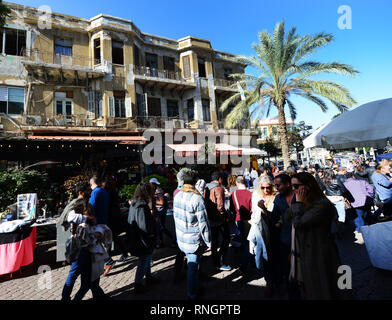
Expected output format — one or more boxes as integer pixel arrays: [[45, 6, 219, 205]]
[[254, 116, 295, 144], [0, 2, 254, 147]]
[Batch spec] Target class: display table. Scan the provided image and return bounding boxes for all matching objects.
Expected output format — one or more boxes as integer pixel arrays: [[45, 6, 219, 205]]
[[0, 224, 37, 275]]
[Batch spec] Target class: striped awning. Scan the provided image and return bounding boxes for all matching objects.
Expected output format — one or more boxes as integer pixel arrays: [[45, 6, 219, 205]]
[[27, 135, 147, 145], [167, 143, 242, 156]]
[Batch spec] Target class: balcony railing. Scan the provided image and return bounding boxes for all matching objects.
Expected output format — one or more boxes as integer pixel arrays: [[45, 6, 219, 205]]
[[134, 116, 187, 129], [22, 49, 94, 68], [214, 78, 235, 88], [21, 114, 101, 127], [133, 65, 184, 81]]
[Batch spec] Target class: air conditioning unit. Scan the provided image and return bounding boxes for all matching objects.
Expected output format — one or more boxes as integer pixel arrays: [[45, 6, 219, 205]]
[[173, 119, 184, 129]]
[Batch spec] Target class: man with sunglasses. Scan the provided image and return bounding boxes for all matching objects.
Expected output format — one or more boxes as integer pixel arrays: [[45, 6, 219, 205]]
[[271, 174, 301, 299]]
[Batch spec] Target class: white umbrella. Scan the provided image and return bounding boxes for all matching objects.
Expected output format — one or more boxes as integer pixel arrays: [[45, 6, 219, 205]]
[[319, 98, 392, 149], [303, 121, 332, 149], [23, 161, 62, 170]]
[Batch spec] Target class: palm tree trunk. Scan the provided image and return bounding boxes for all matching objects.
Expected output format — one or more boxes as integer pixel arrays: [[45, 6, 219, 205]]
[[277, 104, 290, 170]]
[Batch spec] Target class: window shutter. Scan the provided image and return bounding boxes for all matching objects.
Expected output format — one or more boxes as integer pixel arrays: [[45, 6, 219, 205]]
[[87, 90, 95, 118], [182, 55, 191, 78], [0, 87, 8, 101], [125, 97, 132, 118], [8, 88, 24, 103], [108, 96, 115, 117]]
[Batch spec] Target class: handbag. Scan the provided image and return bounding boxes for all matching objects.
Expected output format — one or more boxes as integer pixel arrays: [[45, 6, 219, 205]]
[[65, 235, 81, 264]]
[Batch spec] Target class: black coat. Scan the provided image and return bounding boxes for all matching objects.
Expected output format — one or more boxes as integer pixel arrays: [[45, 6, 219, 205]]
[[127, 200, 156, 256], [286, 199, 343, 300]]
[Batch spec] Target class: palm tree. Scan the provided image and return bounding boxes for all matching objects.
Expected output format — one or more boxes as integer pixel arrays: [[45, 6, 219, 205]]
[[220, 21, 358, 169]]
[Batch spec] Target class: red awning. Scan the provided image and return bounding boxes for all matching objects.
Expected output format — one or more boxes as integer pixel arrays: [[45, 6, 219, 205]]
[[167, 143, 242, 156], [27, 135, 147, 145]]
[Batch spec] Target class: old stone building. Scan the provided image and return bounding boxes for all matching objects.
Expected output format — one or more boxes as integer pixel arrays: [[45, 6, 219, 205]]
[[0, 2, 258, 168]]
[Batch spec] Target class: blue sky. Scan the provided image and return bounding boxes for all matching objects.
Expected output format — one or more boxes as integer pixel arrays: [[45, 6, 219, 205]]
[[18, 0, 392, 132]]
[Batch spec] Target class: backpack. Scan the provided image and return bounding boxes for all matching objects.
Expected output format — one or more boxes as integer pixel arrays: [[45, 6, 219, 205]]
[[65, 235, 81, 264]]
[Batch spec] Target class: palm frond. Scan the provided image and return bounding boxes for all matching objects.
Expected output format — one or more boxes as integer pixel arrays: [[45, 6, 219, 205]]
[[285, 99, 297, 120], [297, 80, 357, 107]]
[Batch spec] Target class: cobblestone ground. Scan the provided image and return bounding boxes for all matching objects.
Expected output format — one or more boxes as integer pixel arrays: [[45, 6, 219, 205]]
[[0, 217, 391, 300]]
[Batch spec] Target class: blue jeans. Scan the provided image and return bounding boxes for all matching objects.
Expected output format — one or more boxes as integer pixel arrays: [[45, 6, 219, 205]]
[[185, 251, 201, 300], [334, 200, 346, 222], [244, 178, 250, 189], [73, 248, 106, 300], [62, 260, 80, 301], [135, 254, 152, 284], [354, 207, 369, 232], [235, 220, 252, 271]]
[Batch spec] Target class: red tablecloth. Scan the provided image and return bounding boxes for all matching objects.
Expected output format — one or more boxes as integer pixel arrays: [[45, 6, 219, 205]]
[[0, 227, 36, 275]]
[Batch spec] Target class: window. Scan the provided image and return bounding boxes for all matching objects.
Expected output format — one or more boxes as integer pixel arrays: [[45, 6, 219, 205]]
[[182, 55, 191, 78], [202, 99, 211, 121], [163, 56, 175, 71], [1, 28, 26, 56], [0, 87, 25, 115], [113, 91, 125, 117], [224, 68, 233, 80], [263, 127, 268, 137], [54, 38, 72, 65], [167, 100, 179, 118], [145, 53, 158, 69], [147, 97, 161, 116], [95, 91, 103, 118], [133, 45, 140, 67], [54, 38, 72, 56], [137, 93, 146, 117], [187, 99, 194, 121], [112, 40, 124, 65], [94, 38, 101, 64], [198, 58, 206, 78]]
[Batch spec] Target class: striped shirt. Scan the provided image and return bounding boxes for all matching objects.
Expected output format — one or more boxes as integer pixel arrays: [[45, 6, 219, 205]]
[[173, 189, 211, 254]]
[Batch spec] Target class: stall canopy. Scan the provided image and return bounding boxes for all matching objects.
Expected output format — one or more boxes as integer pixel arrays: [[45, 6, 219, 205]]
[[167, 143, 242, 157], [315, 98, 392, 149], [239, 147, 267, 156], [303, 121, 332, 149]]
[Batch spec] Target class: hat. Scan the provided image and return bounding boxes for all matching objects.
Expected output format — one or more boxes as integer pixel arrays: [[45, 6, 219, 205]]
[[149, 178, 160, 185]]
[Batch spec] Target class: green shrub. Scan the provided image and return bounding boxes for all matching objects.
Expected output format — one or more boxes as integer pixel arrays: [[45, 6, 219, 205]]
[[119, 184, 138, 202], [0, 169, 49, 211], [143, 174, 170, 192]]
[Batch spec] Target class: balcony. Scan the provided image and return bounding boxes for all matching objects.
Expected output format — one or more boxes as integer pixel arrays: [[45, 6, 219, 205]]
[[21, 49, 105, 86], [133, 65, 196, 91], [134, 116, 188, 129], [214, 78, 238, 93], [20, 114, 104, 128]]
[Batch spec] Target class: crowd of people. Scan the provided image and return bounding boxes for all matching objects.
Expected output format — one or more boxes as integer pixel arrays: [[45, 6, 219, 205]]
[[57, 157, 392, 301]]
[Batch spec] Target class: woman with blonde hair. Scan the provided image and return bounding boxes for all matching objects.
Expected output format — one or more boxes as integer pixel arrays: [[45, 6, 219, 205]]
[[371, 159, 392, 216], [248, 174, 278, 297]]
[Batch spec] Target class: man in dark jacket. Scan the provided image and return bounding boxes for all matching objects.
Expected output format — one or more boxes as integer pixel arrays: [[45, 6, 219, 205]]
[[205, 172, 231, 271], [272, 174, 301, 299]]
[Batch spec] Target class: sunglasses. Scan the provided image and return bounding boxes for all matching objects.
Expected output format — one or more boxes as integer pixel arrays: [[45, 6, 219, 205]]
[[260, 186, 272, 190], [292, 183, 304, 189]]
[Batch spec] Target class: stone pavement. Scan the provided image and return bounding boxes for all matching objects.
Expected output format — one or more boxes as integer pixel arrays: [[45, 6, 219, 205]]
[[0, 220, 391, 300]]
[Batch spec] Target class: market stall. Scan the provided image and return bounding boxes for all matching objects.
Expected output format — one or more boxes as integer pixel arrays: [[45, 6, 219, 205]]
[[360, 221, 392, 271], [0, 219, 36, 275]]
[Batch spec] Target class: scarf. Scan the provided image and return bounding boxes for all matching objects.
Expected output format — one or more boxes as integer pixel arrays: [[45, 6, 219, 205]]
[[181, 184, 201, 196]]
